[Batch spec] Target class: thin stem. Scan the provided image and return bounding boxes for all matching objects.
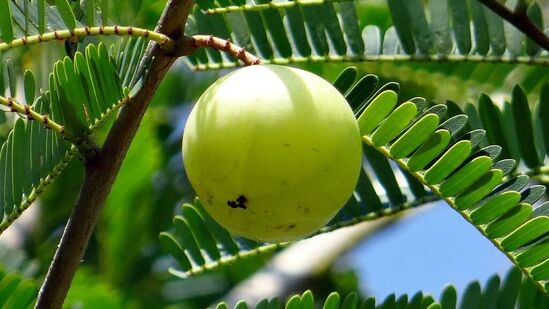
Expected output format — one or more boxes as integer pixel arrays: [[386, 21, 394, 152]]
[[0, 96, 65, 135], [0, 95, 131, 158], [477, 0, 549, 52], [190, 35, 262, 65], [34, 0, 193, 307], [0, 26, 174, 53], [190, 53, 549, 71], [202, 0, 353, 14]]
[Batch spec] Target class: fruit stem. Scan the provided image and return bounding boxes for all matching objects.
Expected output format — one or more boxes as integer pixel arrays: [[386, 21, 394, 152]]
[[190, 35, 262, 66]]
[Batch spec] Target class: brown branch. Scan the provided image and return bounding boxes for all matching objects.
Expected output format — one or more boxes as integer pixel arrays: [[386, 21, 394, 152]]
[[189, 35, 262, 65], [34, 1, 193, 308], [477, 0, 549, 52]]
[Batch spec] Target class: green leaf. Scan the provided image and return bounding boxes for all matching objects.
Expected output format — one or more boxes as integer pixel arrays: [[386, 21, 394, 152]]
[[0, 0, 14, 42], [429, 0, 452, 54], [85, 0, 96, 26], [320, 3, 347, 55], [284, 7, 310, 57], [526, 3, 543, 56], [268, 297, 281, 309], [341, 292, 358, 309], [501, 216, 549, 251], [285, 294, 300, 309], [258, 6, 292, 58], [300, 290, 314, 308], [159, 232, 192, 270], [3, 135, 14, 215], [363, 144, 405, 205], [235, 300, 248, 309], [0, 274, 22, 308], [54, 0, 77, 30], [173, 216, 205, 266], [481, 275, 500, 309], [402, 0, 433, 54], [448, 0, 471, 54], [498, 268, 522, 309], [357, 90, 398, 135], [511, 85, 540, 168], [301, 6, 328, 56], [440, 285, 457, 309], [353, 167, 383, 212], [182, 205, 221, 261], [6, 58, 16, 98], [478, 94, 511, 159], [3, 281, 36, 309], [216, 302, 229, 309], [390, 113, 440, 159], [347, 74, 379, 112], [532, 202, 549, 219], [492, 159, 515, 176], [11, 120, 26, 212], [387, 0, 415, 54], [407, 129, 451, 172], [440, 115, 468, 138], [379, 294, 396, 309], [332, 66, 357, 94], [322, 292, 340, 309], [423, 140, 472, 185], [537, 82, 549, 156], [100, 0, 109, 26], [38, 0, 46, 34], [439, 156, 493, 197], [520, 185, 546, 205], [23, 70, 36, 105], [453, 169, 504, 211], [503, 0, 524, 57], [194, 199, 240, 255], [517, 276, 538, 309], [484, 203, 531, 239], [361, 297, 376, 309], [339, 3, 364, 55], [469, 1, 490, 55], [531, 258, 549, 281], [460, 281, 481, 309], [470, 191, 521, 225], [483, 5, 506, 55], [371, 102, 417, 147], [255, 299, 269, 309]]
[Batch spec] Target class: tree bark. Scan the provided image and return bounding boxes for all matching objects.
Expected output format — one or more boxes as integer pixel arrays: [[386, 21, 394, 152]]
[[35, 1, 193, 308]]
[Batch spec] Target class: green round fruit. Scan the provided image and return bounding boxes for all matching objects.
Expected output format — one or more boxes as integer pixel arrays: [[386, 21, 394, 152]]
[[182, 65, 362, 243]]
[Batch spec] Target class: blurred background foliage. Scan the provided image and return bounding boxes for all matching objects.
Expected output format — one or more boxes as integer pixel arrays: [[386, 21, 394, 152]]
[[0, 0, 547, 308]]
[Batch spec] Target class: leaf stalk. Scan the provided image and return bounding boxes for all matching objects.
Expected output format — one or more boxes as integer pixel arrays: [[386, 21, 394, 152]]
[[0, 26, 174, 53]]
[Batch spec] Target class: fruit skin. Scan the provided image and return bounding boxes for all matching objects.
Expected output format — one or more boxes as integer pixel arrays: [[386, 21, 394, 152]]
[[182, 65, 362, 243]]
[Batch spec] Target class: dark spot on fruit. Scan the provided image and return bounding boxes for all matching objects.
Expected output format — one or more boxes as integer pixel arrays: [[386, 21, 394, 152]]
[[227, 195, 247, 209], [283, 143, 291, 147], [287, 224, 296, 230]]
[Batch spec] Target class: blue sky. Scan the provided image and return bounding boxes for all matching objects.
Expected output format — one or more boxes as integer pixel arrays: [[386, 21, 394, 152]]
[[343, 201, 513, 301]]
